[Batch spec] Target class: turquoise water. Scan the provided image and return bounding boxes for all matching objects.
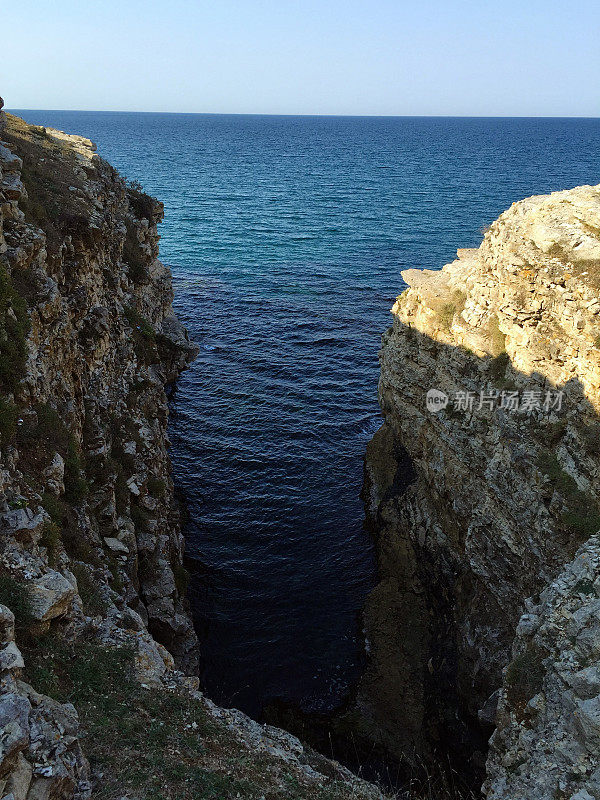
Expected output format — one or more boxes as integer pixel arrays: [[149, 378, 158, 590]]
[[14, 111, 600, 716]]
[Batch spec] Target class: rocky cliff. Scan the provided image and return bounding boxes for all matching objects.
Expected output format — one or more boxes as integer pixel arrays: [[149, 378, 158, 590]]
[[0, 108, 387, 800], [357, 183, 600, 798]]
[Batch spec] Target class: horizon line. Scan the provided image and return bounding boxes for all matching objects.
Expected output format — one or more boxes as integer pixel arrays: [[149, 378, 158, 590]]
[[7, 108, 600, 120]]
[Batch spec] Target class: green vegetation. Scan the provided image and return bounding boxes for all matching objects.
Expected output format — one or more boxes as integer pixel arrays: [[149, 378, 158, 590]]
[[538, 451, 600, 540], [505, 644, 546, 720], [127, 181, 157, 221], [173, 563, 190, 595], [489, 351, 510, 382], [71, 563, 107, 616], [438, 290, 467, 333], [0, 575, 34, 634], [3, 114, 95, 259], [17, 404, 89, 505], [124, 305, 160, 364], [0, 398, 19, 446], [39, 521, 62, 565], [147, 476, 166, 497], [64, 439, 89, 504], [582, 424, 600, 457], [488, 313, 506, 357], [123, 220, 149, 283], [0, 260, 30, 395], [21, 636, 263, 799]]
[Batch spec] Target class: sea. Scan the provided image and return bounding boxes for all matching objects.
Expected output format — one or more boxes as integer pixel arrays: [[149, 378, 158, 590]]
[[12, 110, 600, 718]]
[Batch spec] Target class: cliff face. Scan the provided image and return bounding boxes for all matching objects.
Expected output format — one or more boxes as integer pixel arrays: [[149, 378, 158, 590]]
[[358, 184, 600, 795], [0, 111, 387, 800]]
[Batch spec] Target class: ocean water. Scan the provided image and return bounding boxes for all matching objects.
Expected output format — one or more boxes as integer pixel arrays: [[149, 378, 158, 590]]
[[13, 111, 600, 716]]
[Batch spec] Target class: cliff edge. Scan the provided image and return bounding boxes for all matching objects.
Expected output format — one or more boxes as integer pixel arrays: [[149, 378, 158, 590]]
[[0, 110, 386, 800], [357, 183, 600, 798]]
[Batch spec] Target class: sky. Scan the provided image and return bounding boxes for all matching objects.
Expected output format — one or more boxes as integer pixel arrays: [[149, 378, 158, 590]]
[[3, 0, 599, 116]]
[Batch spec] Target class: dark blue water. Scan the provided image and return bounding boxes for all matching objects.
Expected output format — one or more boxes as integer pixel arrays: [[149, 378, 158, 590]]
[[13, 111, 600, 716]]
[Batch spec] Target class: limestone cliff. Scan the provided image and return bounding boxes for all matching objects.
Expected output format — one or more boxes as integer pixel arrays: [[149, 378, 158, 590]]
[[0, 110, 387, 800], [357, 184, 600, 797]]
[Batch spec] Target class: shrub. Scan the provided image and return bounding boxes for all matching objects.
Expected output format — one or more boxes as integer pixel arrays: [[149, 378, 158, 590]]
[[124, 305, 158, 364], [505, 645, 546, 719], [538, 452, 600, 540], [39, 521, 62, 565], [0, 575, 34, 634], [127, 184, 156, 221], [71, 563, 107, 616], [147, 476, 166, 498], [64, 439, 89, 504], [439, 303, 456, 331], [0, 261, 30, 393], [0, 398, 19, 446], [489, 351, 510, 382], [488, 314, 506, 357], [123, 221, 148, 283], [173, 564, 190, 595], [131, 503, 151, 531]]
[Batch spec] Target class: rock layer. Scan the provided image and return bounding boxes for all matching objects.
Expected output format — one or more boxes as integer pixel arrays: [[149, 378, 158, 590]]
[[358, 184, 600, 793]]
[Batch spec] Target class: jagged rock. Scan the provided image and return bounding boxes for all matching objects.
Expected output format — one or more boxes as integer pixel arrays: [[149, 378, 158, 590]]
[[0, 643, 24, 672], [42, 455, 64, 497], [0, 112, 386, 800], [485, 537, 600, 799], [4, 752, 32, 800], [359, 183, 600, 792], [0, 510, 45, 545], [102, 537, 128, 554], [0, 693, 30, 773], [28, 573, 74, 623], [0, 607, 15, 644]]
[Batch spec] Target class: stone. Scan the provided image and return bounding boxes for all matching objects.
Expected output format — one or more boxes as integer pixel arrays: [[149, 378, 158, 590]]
[[42, 454, 64, 497], [4, 752, 32, 800], [0, 642, 24, 672], [28, 572, 75, 623], [0, 693, 30, 768], [103, 537, 128, 554], [0, 607, 15, 644]]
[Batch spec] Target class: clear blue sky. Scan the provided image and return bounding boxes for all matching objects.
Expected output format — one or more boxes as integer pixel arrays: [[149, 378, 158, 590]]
[[3, 0, 599, 116]]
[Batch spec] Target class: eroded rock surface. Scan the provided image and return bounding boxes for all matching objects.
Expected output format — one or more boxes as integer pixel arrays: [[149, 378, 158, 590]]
[[0, 109, 389, 800], [356, 184, 600, 793]]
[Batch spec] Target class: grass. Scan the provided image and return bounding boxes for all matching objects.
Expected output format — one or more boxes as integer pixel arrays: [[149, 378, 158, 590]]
[[20, 635, 277, 799], [17, 403, 89, 504]]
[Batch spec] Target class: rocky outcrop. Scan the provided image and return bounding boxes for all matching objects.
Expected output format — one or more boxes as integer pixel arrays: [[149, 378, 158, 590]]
[[357, 184, 600, 792], [0, 109, 389, 800], [485, 535, 600, 800]]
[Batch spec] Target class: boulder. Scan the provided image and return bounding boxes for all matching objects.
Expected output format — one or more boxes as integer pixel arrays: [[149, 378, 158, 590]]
[[28, 573, 75, 623]]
